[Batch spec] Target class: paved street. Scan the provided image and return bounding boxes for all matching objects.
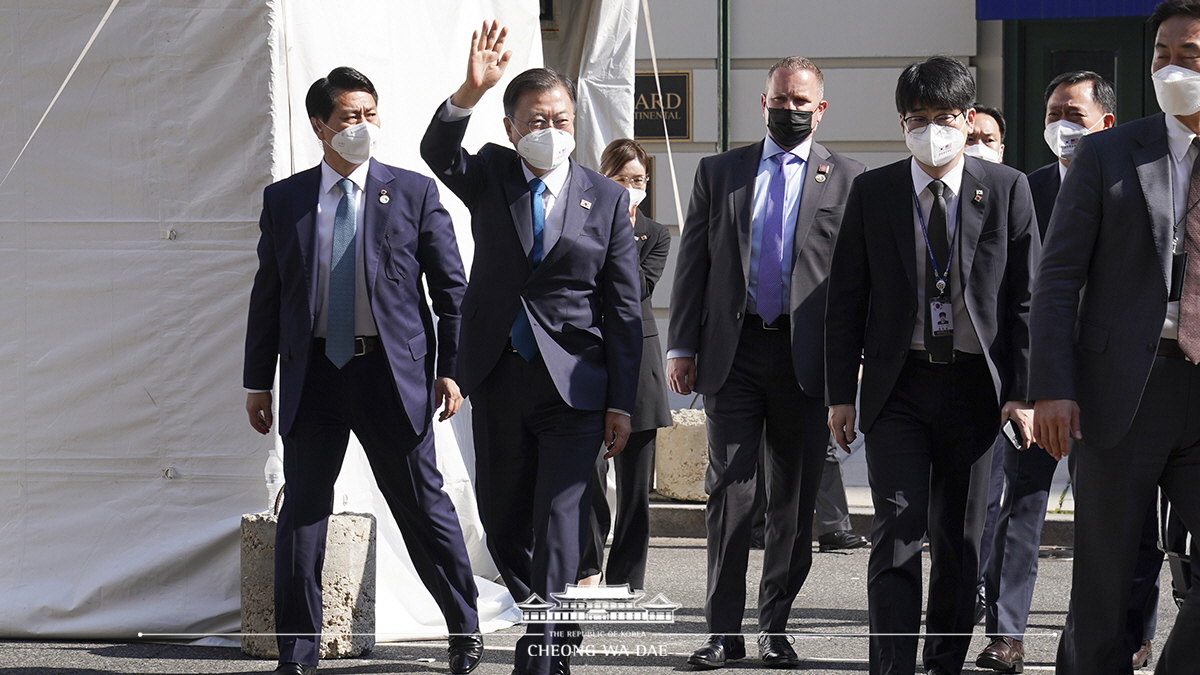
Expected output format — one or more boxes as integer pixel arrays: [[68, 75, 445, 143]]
[[0, 537, 1178, 674]]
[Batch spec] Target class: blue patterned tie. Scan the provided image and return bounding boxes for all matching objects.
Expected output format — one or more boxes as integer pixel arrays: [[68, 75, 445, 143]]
[[326, 178, 356, 368], [757, 152, 793, 325], [511, 178, 546, 361]]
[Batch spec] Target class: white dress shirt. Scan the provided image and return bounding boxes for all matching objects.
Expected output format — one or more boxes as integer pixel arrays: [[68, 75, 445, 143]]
[[909, 157, 983, 353]]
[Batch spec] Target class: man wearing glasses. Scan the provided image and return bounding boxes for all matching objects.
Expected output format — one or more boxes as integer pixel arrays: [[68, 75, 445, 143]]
[[826, 55, 1038, 675], [421, 20, 642, 675], [668, 56, 865, 669]]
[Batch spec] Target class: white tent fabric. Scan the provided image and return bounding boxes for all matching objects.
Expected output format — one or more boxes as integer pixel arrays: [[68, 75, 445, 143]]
[[0, 0, 544, 639], [540, 0, 638, 172]]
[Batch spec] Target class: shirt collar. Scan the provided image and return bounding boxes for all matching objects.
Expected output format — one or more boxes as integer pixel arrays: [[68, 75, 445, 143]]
[[762, 134, 813, 164], [909, 155, 965, 200], [320, 159, 371, 196], [1165, 113, 1198, 163], [1058, 160, 1068, 182], [521, 157, 572, 197]]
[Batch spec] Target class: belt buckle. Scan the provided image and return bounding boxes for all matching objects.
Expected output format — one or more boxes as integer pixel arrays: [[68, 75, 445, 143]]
[[354, 336, 367, 357], [927, 351, 952, 365]]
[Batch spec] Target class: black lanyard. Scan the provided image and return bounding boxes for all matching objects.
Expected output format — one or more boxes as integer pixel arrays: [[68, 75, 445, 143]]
[[912, 187, 956, 295]]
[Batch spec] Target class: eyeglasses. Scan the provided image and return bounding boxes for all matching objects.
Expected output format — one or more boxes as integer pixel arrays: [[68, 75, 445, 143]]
[[508, 115, 574, 131], [610, 175, 649, 188], [902, 111, 964, 131]]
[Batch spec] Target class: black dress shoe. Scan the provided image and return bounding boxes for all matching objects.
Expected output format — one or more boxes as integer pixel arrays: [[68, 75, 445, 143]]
[[757, 633, 800, 668], [273, 664, 316, 675], [818, 530, 868, 551], [448, 631, 483, 674], [687, 634, 745, 670]]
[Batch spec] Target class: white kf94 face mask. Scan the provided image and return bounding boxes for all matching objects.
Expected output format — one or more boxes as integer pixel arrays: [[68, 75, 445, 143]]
[[1042, 119, 1101, 161], [323, 121, 380, 165], [1154, 64, 1200, 116], [964, 142, 1001, 163], [906, 123, 967, 168], [516, 127, 576, 171]]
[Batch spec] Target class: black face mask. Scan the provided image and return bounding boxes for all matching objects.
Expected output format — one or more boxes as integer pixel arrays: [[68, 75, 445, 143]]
[[766, 107, 814, 148]]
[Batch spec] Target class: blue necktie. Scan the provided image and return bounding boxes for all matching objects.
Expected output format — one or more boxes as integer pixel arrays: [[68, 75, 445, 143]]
[[511, 178, 547, 361], [326, 178, 356, 368], [757, 152, 794, 325]]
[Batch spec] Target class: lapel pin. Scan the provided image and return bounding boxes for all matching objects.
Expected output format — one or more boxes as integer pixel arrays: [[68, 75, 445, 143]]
[[973, 189, 983, 203], [814, 174, 827, 183], [815, 164, 831, 183], [580, 199, 592, 210], [379, 189, 389, 204]]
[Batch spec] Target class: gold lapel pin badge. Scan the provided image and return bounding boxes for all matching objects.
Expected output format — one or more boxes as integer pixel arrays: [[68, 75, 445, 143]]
[[815, 164, 831, 183]]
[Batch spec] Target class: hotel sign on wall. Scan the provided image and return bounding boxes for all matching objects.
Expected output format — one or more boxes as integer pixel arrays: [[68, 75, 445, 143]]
[[634, 71, 692, 142]]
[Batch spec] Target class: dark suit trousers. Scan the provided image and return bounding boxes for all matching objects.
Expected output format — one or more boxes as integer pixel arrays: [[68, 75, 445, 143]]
[[275, 348, 479, 665], [471, 351, 604, 675], [864, 356, 997, 675], [982, 433, 1058, 638], [702, 322, 827, 634], [580, 428, 656, 590], [1056, 355, 1200, 675]]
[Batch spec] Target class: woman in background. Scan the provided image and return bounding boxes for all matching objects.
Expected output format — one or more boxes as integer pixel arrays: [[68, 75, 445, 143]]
[[578, 138, 672, 590]]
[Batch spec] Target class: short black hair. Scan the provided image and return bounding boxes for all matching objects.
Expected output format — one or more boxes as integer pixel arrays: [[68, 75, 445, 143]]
[[1043, 70, 1117, 115], [306, 67, 378, 123], [895, 55, 976, 115], [502, 68, 576, 118], [1151, 0, 1200, 33], [972, 104, 1007, 140]]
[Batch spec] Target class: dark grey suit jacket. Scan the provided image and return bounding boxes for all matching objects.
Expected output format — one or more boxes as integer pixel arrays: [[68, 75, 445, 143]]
[[1029, 113, 1178, 449], [667, 139, 866, 397], [420, 110, 642, 413], [1027, 161, 1061, 241], [825, 156, 1040, 432]]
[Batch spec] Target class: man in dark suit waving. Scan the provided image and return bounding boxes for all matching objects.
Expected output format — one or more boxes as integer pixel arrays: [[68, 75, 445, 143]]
[[826, 56, 1039, 675], [1031, 2, 1200, 671], [667, 56, 865, 670], [244, 67, 481, 675], [421, 21, 642, 675]]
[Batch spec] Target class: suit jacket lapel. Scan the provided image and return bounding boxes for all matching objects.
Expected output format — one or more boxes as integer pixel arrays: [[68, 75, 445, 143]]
[[504, 156, 535, 260], [537, 160, 592, 274], [791, 143, 830, 269], [1133, 115, 1173, 289], [294, 166, 321, 317], [734, 142, 763, 286], [958, 157, 989, 285], [889, 160, 918, 294], [362, 159, 394, 300]]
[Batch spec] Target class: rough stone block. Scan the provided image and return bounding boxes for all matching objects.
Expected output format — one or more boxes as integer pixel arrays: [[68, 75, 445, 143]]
[[240, 511, 376, 659], [655, 409, 708, 502]]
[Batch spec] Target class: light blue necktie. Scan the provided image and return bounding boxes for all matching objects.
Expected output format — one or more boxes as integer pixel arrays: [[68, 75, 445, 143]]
[[326, 177, 356, 368], [511, 178, 546, 361]]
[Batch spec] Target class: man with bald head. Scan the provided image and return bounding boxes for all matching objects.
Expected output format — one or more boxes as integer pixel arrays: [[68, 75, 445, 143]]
[[668, 56, 865, 670]]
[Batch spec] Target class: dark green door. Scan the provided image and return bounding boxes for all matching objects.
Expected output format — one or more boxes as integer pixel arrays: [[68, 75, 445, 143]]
[[1004, 17, 1156, 172]]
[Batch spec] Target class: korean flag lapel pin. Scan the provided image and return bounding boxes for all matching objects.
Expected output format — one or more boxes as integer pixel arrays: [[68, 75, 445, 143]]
[[973, 189, 984, 204], [815, 164, 831, 183], [379, 189, 390, 204], [580, 199, 592, 210]]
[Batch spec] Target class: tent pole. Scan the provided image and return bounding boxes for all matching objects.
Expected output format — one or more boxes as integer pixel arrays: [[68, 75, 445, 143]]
[[718, 0, 730, 153]]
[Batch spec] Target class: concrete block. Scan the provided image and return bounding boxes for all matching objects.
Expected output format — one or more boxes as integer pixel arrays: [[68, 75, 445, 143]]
[[240, 511, 376, 659]]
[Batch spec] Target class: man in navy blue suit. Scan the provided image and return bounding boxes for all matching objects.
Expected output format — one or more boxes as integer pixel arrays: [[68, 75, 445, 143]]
[[422, 21, 642, 675], [244, 67, 482, 675]]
